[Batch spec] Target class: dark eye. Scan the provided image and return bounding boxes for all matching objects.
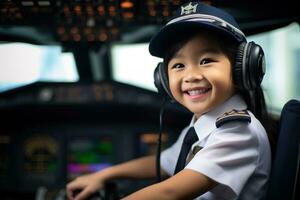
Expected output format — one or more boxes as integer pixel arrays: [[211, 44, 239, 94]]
[[172, 63, 184, 69], [200, 58, 213, 65]]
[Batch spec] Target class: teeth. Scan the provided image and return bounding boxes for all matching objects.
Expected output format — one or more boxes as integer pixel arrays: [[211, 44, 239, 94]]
[[188, 89, 208, 95]]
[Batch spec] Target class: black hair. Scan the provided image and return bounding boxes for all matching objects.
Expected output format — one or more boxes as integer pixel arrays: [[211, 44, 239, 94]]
[[163, 29, 276, 156]]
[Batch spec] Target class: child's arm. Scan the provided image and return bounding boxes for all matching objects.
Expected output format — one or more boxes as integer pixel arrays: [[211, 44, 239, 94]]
[[67, 155, 167, 200], [122, 169, 217, 200]]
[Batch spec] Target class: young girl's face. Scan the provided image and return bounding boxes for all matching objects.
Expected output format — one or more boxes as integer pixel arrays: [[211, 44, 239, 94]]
[[167, 32, 236, 119]]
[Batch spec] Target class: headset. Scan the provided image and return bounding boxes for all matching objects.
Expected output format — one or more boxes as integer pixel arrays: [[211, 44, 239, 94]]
[[153, 41, 266, 101]]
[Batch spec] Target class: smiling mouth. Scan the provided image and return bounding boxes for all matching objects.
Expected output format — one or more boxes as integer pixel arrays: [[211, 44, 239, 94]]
[[182, 87, 212, 101], [184, 88, 211, 96]]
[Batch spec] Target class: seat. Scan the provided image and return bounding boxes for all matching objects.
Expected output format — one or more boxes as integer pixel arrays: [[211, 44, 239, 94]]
[[266, 99, 300, 200]]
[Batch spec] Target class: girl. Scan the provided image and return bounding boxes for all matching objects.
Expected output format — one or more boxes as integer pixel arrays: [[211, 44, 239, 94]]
[[67, 1, 273, 199]]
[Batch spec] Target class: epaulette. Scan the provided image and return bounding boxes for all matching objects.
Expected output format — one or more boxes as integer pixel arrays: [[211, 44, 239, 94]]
[[216, 109, 251, 128]]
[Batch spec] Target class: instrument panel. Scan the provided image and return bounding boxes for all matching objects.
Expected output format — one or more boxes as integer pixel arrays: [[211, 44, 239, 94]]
[[0, 81, 191, 198], [0, 125, 175, 194], [0, 0, 191, 44]]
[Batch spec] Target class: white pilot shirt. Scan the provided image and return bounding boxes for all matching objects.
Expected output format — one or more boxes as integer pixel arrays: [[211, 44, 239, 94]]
[[161, 94, 271, 200]]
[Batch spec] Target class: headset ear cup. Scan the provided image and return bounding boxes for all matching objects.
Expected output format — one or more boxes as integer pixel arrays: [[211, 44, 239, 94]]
[[154, 62, 174, 101], [234, 42, 265, 90], [247, 42, 266, 89], [234, 42, 246, 90], [154, 63, 166, 95]]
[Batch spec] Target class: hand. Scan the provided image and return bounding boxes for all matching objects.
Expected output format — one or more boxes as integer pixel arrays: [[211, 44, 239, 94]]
[[66, 172, 105, 200]]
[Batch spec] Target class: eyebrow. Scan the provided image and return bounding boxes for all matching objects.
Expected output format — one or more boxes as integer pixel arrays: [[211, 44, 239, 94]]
[[172, 47, 221, 59]]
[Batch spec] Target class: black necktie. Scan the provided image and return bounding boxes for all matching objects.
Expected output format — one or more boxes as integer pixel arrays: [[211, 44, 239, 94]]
[[174, 127, 198, 174]]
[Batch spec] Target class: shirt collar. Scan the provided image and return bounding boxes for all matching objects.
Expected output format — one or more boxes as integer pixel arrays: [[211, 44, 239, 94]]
[[189, 94, 247, 141]]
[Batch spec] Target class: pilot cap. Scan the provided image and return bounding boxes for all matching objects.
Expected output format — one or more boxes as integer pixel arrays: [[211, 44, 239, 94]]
[[149, 1, 246, 58]]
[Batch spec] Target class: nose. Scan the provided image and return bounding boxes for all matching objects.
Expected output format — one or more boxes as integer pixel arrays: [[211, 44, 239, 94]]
[[183, 65, 204, 83]]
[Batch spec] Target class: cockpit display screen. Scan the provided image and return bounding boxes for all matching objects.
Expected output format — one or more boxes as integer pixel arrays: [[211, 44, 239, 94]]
[[67, 135, 114, 180], [23, 134, 59, 175]]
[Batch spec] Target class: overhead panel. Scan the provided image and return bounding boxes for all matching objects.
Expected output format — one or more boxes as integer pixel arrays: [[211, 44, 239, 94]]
[[0, 0, 192, 44]]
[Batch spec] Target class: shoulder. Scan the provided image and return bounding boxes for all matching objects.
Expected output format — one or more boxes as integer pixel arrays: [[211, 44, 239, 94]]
[[212, 109, 266, 152], [215, 109, 251, 128], [213, 109, 260, 145]]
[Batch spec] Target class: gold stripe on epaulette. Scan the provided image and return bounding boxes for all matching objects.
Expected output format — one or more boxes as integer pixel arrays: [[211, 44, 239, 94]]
[[216, 109, 251, 128]]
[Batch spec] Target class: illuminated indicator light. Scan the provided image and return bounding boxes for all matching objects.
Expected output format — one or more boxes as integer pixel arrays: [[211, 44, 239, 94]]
[[163, 11, 169, 16], [146, 1, 156, 6], [111, 27, 119, 36], [123, 12, 133, 19], [149, 10, 156, 17], [73, 34, 81, 42], [108, 6, 117, 16], [37, 1, 50, 6], [99, 32, 108, 41], [21, 1, 34, 6], [86, 5, 93, 15], [70, 27, 79, 34], [74, 5, 82, 13], [97, 6, 105, 12], [108, 6, 116, 12], [121, 1, 134, 9], [163, 8, 169, 16], [97, 6, 105, 15], [87, 18, 95, 27], [106, 19, 114, 27], [63, 5, 70, 14]]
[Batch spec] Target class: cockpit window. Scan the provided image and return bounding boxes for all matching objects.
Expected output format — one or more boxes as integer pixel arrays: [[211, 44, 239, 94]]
[[111, 43, 162, 92], [0, 42, 78, 92]]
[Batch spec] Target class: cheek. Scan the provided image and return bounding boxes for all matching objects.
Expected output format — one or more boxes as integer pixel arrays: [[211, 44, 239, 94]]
[[168, 75, 178, 93], [213, 80, 234, 94], [209, 69, 234, 91], [168, 73, 182, 99]]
